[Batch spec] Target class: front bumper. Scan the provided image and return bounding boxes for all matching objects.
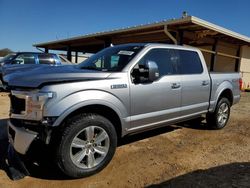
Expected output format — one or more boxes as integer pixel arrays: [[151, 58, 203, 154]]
[[8, 120, 38, 155]]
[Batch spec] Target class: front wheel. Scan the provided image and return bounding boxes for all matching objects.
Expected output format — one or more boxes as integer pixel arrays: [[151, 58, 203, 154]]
[[206, 97, 231, 129], [56, 113, 117, 178]]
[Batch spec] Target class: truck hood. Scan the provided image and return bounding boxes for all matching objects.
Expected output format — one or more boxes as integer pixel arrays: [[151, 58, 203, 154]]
[[2, 64, 50, 76], [4, 65, 111, 88]]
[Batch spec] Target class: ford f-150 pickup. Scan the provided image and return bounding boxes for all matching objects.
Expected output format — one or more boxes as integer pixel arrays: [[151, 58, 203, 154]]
[[4, 43, 241, 178]]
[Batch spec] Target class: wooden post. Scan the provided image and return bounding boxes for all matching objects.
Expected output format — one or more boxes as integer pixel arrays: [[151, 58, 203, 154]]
[[75, 51, 78, 63], [177, 30, 184, 45], [104, 39, 111, 48], [67, 46, 72, 61], [210, 40, 218, 71], [235, 46, 241, 72]]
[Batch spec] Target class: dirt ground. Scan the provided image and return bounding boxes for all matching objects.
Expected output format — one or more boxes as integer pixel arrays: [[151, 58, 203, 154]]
[[0, 92, 249, 188]]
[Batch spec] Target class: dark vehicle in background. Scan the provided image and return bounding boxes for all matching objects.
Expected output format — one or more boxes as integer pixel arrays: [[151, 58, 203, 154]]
[[0, 52, 62, 90]]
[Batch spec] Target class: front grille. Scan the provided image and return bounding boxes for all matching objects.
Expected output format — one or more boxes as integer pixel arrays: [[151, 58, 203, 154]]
[[10, 118, 41, 132], [10, 95, 25, 114]]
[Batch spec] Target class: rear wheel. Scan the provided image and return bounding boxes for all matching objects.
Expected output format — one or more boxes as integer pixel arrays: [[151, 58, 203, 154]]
[[206, 97, 231, 129], [56, 113, 117, 178]]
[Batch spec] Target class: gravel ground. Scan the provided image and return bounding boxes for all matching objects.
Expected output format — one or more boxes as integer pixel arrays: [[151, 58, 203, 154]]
[[0, 92, 249, 188]]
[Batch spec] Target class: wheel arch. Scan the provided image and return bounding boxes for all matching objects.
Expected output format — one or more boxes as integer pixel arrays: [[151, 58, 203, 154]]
[[218, 89, 233, 106], [210, 80, 234, 112], [53, 103, 124, 139]]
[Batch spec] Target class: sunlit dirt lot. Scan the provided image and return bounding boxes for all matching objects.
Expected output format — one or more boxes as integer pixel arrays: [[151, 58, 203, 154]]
[[0, 92, 249, 188]]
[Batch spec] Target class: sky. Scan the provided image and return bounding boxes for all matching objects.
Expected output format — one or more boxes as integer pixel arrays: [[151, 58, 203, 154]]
[[1, 0, 250, 52]]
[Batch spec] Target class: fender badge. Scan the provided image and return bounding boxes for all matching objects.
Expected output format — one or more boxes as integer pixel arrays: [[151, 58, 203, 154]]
[[111, 84, 127, 89]]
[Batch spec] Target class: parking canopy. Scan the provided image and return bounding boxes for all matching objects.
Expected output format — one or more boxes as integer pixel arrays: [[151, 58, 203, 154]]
[[33, 15, 250, 73]]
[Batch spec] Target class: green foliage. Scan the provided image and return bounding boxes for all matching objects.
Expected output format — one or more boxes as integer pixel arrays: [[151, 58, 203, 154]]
[[0, 48, 13, 57]]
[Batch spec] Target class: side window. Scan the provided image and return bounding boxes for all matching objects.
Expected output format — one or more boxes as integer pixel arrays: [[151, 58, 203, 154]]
[[110, 55, 120, 68], [38, 54, 55, 64], [12, 54, 36, 64], [138, 48, 178, 77], [178, 50, 203, 74]]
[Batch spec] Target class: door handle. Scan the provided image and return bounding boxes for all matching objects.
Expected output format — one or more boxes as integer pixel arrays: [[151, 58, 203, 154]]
[[202, 80, 209, 86], [171, 83, 181, 89]]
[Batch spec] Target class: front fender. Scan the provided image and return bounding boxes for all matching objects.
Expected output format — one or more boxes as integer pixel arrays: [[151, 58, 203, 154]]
[[44, 90, 128, 127]]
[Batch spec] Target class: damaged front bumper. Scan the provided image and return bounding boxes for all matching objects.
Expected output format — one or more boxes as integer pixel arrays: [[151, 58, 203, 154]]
[[8, 120, 38, 155]]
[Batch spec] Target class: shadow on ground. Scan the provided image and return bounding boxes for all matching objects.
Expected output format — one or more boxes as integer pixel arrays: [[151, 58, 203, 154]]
[[0, 119, 8, 167], [25, 124, 181, 180], [0, 119, 182, 180], [1, 118, 31, 180], [119, 125, 181, 146], [0, 117, 211, 181], [147, 162, 250, 188]]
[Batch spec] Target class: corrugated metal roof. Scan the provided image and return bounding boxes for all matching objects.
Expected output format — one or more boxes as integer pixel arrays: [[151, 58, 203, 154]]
[[33, 16, 250, 49]]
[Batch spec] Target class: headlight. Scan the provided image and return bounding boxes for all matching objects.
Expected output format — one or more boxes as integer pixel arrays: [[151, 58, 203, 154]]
[[26, 92, 54, 113], [10, 90, 54, 121]]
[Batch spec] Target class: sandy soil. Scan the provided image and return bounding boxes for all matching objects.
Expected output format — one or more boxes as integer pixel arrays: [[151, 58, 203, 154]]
[[0, 92, 249, 188]]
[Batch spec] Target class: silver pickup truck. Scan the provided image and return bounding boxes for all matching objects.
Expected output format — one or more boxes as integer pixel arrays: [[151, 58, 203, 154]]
[[4, 43, 240, 178]]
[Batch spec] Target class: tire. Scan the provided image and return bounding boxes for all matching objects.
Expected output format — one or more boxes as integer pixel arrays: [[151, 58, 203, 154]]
[[55, 113, 117, 178], [206, 97, 231, 129]]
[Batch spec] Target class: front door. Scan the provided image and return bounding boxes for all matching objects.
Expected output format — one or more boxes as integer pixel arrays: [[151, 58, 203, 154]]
[[129, 48, 181, 130]]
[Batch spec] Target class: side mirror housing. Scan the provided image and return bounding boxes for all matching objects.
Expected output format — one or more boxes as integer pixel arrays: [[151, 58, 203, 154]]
[[145, 61, 159, 82]]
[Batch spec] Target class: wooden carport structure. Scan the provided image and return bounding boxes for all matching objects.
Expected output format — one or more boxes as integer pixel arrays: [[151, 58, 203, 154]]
[[33, 16, 250, 77]]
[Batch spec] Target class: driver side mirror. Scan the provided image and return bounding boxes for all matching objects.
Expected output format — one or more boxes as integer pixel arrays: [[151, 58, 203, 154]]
[[145, 61, 160, 82], [132, 60, 160, 83]]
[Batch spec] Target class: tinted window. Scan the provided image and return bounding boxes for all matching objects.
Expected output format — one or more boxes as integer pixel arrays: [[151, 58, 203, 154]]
[[138, 48, 178, 77], [38, 54, 55, 64], [13, 54, 36, 64], [0, 54, 16, 63], [178, 50, 203, 74]]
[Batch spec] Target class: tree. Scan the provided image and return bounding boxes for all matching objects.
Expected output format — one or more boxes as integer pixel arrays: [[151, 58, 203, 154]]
[[0, 48, 13, 57]]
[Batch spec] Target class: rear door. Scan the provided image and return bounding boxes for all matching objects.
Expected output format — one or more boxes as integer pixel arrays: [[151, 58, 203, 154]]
[[178, 50, 210, 116]]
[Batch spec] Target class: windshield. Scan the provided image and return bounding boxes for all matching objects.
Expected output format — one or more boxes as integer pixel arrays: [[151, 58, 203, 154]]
[[77, 45, 144, 72], [0, 54, 16, 63]]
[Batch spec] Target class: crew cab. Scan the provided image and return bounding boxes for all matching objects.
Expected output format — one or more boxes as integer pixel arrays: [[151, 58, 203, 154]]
[[0, 52, 62, 90], [4, 43, 241, 178]]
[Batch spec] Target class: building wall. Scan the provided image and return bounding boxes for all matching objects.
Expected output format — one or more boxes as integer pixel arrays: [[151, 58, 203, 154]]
[[200, 42, 238, 72], [200, 45, 212, 69], [240, 45, 250, 89], [214, 41, 238, 72]]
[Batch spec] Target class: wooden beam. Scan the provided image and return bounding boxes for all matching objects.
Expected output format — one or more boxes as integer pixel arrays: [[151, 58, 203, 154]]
[[235, 46, 241, 71], [67, 46, 72, 61], [114, 30, 163, 38], [210, 40, 218, 71], [104, 38, 111, 48], [75, 51, 78, 63], [177, 30, 184, 45]]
